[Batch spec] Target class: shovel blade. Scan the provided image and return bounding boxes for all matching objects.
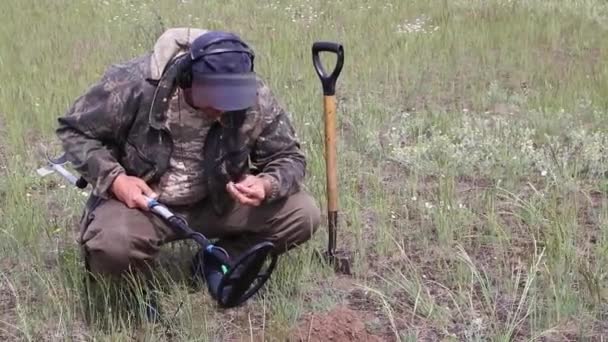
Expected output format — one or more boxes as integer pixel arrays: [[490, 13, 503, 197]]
[[316, 249, 353, 275]]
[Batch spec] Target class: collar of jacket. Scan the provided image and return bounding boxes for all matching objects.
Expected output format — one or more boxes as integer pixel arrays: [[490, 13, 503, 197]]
[[146, 56, 180, 130]]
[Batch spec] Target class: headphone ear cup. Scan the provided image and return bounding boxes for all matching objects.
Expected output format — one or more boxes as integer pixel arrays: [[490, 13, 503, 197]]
[[241, 43, 255, 71]]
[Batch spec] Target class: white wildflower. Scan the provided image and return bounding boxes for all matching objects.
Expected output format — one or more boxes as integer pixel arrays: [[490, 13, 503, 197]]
[[396, 15, 438, 34]]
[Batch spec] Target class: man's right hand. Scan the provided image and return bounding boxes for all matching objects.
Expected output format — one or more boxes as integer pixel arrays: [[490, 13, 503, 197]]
[[110, 174, 158, 211]]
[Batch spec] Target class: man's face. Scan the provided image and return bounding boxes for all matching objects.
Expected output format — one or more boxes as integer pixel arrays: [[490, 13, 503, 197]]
[[199, 106, 224, 120], [183, 88, 224, 120]]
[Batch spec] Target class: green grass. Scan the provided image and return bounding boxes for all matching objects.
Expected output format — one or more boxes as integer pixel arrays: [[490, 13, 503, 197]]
[[1, 0, 608, 340]]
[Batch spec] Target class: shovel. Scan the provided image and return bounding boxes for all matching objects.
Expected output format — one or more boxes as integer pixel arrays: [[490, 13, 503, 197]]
[[312, 41, 352, 275]]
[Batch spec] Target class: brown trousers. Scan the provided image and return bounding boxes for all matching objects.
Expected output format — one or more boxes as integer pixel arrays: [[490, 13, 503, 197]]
[[80, 191, 321, 277]]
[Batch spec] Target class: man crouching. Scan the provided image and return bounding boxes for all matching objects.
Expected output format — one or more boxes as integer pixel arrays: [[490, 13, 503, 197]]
[[55, 27, 320, 320]]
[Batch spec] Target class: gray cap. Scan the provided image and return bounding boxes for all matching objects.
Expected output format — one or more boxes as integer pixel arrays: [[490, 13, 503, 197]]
[[189, 31, 257, 111]]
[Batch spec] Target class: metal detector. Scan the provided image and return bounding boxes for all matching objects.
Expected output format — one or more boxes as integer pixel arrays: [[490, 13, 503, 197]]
[[37, 153, 278, 309]]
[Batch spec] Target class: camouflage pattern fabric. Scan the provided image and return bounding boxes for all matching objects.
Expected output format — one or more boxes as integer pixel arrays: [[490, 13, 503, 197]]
[[153, 89, 215, 206], [55, 29, 306, 232]]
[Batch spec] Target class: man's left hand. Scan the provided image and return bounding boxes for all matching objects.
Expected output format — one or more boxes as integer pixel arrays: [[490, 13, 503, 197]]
[[226, 175, 271, 206]]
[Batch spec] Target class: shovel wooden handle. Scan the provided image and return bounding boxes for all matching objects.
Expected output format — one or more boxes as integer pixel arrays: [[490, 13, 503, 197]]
[[312, 41, 344, 256], [324, 94, 338, 255], [323, 95, 338, 214]]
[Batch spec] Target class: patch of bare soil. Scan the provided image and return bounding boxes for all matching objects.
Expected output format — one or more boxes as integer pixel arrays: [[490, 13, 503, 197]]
[[288, 306, 384, 342], [540, 45, 602, 76], [341, 162, 520, 338]]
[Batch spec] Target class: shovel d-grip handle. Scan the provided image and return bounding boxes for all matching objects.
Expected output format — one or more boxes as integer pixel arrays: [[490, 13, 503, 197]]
[[312, 41, 344, 96]]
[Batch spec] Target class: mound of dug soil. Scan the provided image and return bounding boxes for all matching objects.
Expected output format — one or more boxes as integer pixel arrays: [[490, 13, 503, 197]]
[[289, 306, 383, 342]]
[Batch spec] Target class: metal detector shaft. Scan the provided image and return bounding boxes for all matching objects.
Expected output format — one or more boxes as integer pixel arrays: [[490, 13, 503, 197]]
[[50, 163, 81, 186], [44, 158, 216, 251], [49, 162, 220, 257], [144, 197, 175, 221], [144, 196, 216, 251]]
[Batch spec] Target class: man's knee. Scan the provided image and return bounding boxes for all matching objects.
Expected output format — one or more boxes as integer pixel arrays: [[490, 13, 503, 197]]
[[84, 227, 160, 278], [275, 191, 321, 249], [81, 201, 162, 278], [84, 230, 133, 277], [294, 192, 321, 238]]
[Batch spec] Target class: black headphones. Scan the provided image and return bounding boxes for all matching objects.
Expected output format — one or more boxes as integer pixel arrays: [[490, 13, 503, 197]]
[[174, 32, 255, 89]]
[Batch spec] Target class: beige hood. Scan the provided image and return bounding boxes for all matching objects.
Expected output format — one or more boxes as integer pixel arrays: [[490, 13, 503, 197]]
[[149, 27, 209, 80]]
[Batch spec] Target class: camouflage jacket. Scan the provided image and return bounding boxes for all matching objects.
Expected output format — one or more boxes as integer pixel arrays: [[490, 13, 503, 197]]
[[56, 52, 306, 220]]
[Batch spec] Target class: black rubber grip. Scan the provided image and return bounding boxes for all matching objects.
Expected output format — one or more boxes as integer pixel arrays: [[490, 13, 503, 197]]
[[312, 41, 344, 96], [76, 177, 88, 189]]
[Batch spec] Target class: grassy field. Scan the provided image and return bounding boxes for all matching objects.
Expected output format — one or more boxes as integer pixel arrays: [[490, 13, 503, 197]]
[[1, 0, 608, 340]]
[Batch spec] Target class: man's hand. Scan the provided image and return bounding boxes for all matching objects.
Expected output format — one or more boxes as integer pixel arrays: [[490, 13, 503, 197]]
[[110, 174, 158, 211], [226, 175, 271, 206]]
